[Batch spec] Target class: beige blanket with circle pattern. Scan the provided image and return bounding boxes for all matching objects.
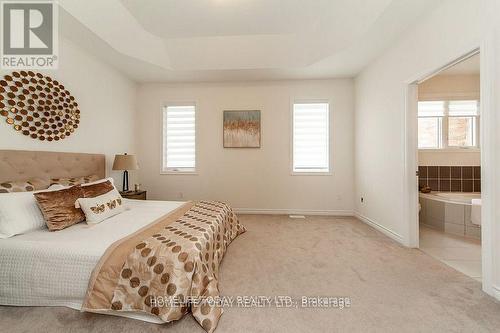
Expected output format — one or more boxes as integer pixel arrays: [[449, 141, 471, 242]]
[[82, 201, 246, 332]]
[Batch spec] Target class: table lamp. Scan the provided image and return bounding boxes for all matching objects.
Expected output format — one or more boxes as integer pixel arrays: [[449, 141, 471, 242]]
[[112, 153, 139, 192]]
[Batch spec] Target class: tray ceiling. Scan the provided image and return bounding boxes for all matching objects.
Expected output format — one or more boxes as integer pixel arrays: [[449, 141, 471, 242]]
[[59, 0, 440, 82]]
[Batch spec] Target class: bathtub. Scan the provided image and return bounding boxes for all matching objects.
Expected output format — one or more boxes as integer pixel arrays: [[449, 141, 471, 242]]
[[420, 191, 481, 204], [419, 192, 481, 239]]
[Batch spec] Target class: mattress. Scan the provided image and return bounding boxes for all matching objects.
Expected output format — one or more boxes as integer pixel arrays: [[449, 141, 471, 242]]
[[0, 199, 185, 316]]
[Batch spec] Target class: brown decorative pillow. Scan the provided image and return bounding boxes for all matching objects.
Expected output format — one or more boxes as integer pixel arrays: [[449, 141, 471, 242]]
[[50, 175, 100, 187], [81, 180, 114, 198], [34, 185, 86, 231]]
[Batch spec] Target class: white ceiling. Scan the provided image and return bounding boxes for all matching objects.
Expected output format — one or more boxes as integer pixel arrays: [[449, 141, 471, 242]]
[[121, 0, 384, 38], [58, 0, 440, 82]]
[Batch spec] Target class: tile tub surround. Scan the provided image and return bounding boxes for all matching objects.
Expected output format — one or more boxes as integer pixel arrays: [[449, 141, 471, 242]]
[[419, 196, 480, 240], [419, 166, 481, 192]]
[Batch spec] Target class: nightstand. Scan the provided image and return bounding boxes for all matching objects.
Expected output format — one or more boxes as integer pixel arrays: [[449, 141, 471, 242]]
[[120, 190, 147, 200]]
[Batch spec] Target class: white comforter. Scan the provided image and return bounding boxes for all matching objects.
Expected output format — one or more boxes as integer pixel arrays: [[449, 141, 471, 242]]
[[0, 199, 184, 311]]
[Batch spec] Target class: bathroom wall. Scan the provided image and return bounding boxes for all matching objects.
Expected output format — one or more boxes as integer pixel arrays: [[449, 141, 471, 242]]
[[418, 74, 479, 100], [418, 166, 481, 192], [418, 152, 480, 166]]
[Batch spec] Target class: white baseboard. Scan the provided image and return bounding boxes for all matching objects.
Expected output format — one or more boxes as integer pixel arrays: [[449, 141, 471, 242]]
[[234, 208, 354, 217], [354, 211, 405, 244], [233, 208, 405, 244], [491, 284, 500, 301]]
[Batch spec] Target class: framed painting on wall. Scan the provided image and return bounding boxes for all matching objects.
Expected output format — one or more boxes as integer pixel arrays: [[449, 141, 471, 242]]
[[223, 110, 261, 148]]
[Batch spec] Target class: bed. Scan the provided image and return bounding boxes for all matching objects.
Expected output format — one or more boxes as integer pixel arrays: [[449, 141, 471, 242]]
[[0, 150, 245, 332]]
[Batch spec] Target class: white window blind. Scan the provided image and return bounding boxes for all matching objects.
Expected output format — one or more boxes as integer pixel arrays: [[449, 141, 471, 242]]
[[293, 102, 330, 173], [418, 101, 445, 117], [448, 100, 479, 116], [162, 105, 196, 172]]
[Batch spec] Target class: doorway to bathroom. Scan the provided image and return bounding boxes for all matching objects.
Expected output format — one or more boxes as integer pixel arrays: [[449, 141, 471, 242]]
[[413, 52, 482, 281]]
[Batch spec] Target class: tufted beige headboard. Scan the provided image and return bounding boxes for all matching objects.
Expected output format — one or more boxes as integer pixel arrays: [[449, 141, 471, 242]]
[[0, 150, 105, 187]]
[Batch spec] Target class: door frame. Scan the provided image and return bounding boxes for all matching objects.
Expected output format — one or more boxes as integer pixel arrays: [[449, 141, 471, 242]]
[[403, 48, 494, 295]]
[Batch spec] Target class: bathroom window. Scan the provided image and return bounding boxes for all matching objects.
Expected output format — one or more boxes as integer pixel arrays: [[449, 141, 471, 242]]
[[292, 102, 330, 174], [448, 100, 479, 147], [418, 101, 444, 149], [418, 100, 479, 149]]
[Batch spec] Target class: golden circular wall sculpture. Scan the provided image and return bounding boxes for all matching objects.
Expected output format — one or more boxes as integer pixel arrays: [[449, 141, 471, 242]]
[[0, 71, 80, 141]]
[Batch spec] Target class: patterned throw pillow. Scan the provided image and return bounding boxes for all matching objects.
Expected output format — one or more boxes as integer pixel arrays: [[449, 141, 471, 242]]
[[0, 180, 36, 193], [50, 175, 100, 187], [76, 188, 125, 224]]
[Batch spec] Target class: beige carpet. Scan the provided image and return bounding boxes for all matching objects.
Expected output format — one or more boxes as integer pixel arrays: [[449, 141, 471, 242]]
[[1, 215, 500, 332]]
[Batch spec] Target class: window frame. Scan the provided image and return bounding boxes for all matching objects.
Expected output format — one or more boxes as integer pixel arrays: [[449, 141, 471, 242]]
[[290, 99, 332, 176], [417, 116, 443, 149], [160, 102, 198, 175], [418, 99, 480, 151]]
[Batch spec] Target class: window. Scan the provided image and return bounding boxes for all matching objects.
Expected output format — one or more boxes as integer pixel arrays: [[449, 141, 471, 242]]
[[162, 104, 196, 173], [418, 100, 479, 149], [448, 100, 479, 147], [292, 102, 330, 173], [417, 101, 444, 149]]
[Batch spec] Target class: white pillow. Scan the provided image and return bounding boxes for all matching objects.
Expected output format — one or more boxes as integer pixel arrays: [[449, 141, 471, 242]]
[[0, 185, 65, 239], [75, 189, 125, 225]]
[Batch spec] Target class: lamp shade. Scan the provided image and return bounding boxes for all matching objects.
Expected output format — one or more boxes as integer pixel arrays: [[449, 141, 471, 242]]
[[112, 154, 139, 171]]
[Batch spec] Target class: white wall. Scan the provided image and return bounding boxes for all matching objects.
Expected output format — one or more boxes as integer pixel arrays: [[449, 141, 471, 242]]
[[480, 0, 500, 301], [0, 37, 137, 184], [354, 0, 480, 242], [136, 79, 354, 214], [418, 74, 481, 166]]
